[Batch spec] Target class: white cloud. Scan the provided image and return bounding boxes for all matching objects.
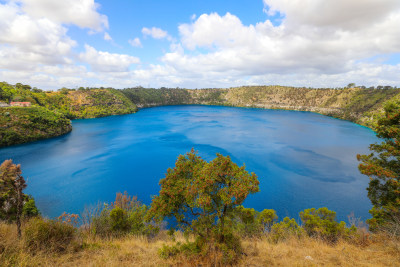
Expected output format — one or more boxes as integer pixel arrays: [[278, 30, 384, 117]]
[[1, 0, 400, 90], [0, 2, 76, 69], [164, 1, 400, 80], [79, 44, 140, 72], [104, 32, 112, 41], [15, 0, 108, 31], [263, 0, 400, 30], [142, 27, 172, 40], [128, 37, 142, 47]]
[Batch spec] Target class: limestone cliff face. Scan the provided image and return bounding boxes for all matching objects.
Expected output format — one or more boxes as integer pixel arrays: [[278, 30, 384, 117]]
[[123, 86, 400, 129]]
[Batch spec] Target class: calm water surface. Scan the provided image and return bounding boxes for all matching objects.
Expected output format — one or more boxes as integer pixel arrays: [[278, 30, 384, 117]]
[[0, 105, 378, 222]]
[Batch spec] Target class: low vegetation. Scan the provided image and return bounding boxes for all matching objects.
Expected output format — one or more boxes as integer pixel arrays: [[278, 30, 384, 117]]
[[0, 82, 137, 146], [0, 106, 72, 147]]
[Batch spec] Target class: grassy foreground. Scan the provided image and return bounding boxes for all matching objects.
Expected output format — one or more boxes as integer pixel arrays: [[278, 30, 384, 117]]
[[1, 222, 399, 267]]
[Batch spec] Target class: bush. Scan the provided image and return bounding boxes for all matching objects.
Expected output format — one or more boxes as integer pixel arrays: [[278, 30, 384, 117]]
[[300, 207, 357, 242], [233, 206, 262, 237], [270, 217, 304, 243], [110, 207, 129, 232], [257, 209, 278, 233], [90, 192, 160, 238], [23, 217, 78, 253]]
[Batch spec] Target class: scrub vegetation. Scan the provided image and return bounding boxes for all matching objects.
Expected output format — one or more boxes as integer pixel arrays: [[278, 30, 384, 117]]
[[0, 82, 137, 147]]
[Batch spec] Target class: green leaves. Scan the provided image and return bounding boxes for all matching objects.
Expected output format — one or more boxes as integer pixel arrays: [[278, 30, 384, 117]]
[[148, 149, 259, 262], [357, 101, 400, 231]]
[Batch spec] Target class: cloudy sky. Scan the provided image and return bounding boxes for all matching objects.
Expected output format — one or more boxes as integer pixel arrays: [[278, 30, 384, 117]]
[[0, 0, 399, 90]]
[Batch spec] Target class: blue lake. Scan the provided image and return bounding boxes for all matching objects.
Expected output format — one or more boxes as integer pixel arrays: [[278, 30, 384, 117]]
[[0, 105, 378, 222]]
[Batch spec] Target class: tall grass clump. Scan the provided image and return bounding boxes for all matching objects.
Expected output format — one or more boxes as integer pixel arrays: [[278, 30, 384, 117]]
[[23, 217, 79, 253]]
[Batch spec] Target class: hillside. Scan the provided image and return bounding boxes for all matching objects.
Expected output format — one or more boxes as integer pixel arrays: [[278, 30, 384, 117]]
[[0, 83, 138, 146], [122, 86, 400, 129], [0, 107, 72, 147]]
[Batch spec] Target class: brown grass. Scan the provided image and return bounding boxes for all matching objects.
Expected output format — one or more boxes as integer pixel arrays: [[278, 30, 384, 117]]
[[1, 222, 399, 267]]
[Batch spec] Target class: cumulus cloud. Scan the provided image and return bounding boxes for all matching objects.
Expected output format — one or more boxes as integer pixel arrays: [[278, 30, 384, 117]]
[[15, 0, 108, 31], [0, 2, 76, 69], [164, 0, 400, 81], [1, 0, 400, 89], [142, 27, 172, 40], [79, 44, 140, 72], [263, 0, 400, 30], [129, 37, 142, 47]]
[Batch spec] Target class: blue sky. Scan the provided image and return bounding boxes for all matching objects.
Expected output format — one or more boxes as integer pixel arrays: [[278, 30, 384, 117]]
[[0, 0, 399, 89]]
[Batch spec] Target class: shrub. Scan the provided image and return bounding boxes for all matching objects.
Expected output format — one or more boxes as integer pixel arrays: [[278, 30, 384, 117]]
[[110, 207, 129, 232], [233, 206, 262, 237], [257, 209, 278, 233], [23, 217, 78, 253], [270, 217, 304, 243], [300, 207, 357, 242]]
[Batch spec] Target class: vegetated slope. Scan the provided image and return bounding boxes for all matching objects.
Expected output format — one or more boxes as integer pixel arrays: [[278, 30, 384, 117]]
[[0, 107, 72, 147], [39, 89, 137, 119], [0, 82, 137, 119], [0, 82, 138, 146], [123, 86, 400, 129]]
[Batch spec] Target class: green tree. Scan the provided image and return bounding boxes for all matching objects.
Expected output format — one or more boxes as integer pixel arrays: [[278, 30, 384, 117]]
[[257, 209, 278, 233], [147, 149, 259, 261], [270, 217, 304, 242], [299, 207, 355, 242], [0, 159, 27, 238], [357, 101, 400, 231]]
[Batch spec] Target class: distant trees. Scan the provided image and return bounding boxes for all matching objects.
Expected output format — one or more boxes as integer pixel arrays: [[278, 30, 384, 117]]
[[358, 101, 400, 232]]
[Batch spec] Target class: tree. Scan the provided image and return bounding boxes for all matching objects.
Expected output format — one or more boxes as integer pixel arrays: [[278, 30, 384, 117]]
[[257, 209, 278, 233], [147, 149, 259, 260], [357, 101, 400, 231], [0, 159, 27, 238], [347, 83, 356, 88], [299, 207, 355, 242]]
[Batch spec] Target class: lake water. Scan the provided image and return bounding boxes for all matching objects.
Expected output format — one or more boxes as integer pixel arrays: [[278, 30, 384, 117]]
[[0, 105, 378, 222]]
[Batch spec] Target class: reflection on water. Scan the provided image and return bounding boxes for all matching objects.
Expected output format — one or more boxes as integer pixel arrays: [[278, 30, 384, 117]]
[[0, 105, 378, 221]]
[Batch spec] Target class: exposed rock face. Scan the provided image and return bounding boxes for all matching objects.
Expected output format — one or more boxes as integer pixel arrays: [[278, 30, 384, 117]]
[[123, 86, 400, 129]]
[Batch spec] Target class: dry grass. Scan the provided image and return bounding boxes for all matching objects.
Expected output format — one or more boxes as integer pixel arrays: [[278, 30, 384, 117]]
[[1, 222, 400, 267]]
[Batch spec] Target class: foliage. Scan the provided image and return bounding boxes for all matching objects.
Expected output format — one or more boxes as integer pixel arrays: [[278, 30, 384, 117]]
[[299, 207, 357, 242], [22, 195, 40, 218], [257, 209, 278, 233], [23, 217, 78, 253], [233, 206, 262, 237], [110, 207, 130, 232], [0, 160, 27, 237], [0, 106, 72, 147], [270, 217, 304, 242], [91, 192, 159, 238], [147, 149, 259, 263], [357, 101, 400, 232]]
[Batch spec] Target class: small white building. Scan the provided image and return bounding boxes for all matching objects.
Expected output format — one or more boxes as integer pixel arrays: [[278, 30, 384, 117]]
[[0, 102, 10, 107]]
